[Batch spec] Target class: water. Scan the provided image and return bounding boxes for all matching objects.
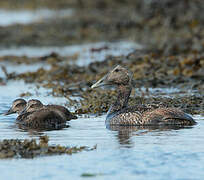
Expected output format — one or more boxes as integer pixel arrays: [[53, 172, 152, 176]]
[[0, 103, 204, 180], [0, 41, 142, 66], [0, 42, 203, 180], [0, 9, 73, 26], [0, 8, 203, 180], [0, 80, 204, 180], [0, 41, 203, 180]]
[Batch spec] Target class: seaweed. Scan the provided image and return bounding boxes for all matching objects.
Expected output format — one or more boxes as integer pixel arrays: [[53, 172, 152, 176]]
[[0, 136, 96, 159]]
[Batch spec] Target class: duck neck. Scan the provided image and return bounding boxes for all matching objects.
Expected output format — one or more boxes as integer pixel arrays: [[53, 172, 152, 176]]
[[108, 84, 132, 115]]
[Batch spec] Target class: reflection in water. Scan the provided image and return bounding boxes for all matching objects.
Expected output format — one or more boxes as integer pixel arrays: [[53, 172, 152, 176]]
[[16, 123, 70, 132], [108, 125, 194, 147], [4, 115, 70, 134], [20, 128, 45, 136], [7, 123, 46, 137]]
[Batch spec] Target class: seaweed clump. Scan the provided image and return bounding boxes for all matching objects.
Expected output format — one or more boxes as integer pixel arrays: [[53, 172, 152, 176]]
[[0, 136, 96, 159]]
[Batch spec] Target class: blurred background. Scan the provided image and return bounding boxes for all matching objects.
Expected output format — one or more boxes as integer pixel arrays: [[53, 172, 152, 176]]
[[0, 0, 204, 52]]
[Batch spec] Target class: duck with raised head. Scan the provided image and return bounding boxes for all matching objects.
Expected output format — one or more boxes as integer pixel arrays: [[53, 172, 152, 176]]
[[4, 99, 27, 115], [5, 99, 77, 121], [17, 99, 68, 130], [91, 65, 196, 127]]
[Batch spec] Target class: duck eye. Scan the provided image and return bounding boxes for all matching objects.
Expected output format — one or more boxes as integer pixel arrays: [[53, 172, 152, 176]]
[[30, 104, 35, 108], [115, 69, 120, 72]]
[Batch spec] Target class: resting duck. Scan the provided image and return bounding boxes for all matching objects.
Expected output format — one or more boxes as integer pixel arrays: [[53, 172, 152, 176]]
[[16, 99, 68, 130], [91, 65, 196, 127], [5, 99, 77, 121]]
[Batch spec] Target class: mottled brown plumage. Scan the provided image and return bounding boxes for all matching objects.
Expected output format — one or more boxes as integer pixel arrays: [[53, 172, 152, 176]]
[[5, 99, 77, 122], [17, 99, 68, 130], [17, 108, 67, 130], [91, 65, 196, 126], [26, 99, 77, 121], [46, 104, 77, 121]]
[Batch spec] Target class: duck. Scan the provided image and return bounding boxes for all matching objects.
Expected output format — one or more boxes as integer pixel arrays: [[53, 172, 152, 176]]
[[16, 99, 68, 130], [27, 99, 77, 121], [5, 99, 77, 121], [91, 65, 196, 127], [4, 98, 27, 115]]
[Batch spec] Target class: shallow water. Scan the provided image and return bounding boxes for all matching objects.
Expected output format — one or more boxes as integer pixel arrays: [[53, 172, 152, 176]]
[[0, 62, 51, 77], [0, 80, 203, 180], [0, 10, 203, 178], [0, 41, 142, 66], [0, 9, 73, 26], [0, 100, 204, 180], [0, 5, 203, 180]]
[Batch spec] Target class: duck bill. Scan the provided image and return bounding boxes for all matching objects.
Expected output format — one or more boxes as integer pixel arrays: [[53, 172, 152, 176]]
[[91, 74, 108, 89], [4, 108, 15, 115]]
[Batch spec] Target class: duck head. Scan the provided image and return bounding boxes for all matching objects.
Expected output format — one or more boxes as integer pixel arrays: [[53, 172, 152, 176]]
[[91, 65, 133, 88], [4, 99, 27, 115], [22, 99, 43, 114]]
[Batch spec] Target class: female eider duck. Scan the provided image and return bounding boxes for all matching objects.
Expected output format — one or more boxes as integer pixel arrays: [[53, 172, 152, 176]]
[[16, 99, 68, 129], [91, 65, 196, 126], [5, 99, 77, 121]]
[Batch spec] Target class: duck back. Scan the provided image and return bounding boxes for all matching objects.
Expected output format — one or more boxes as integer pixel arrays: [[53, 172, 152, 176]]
[[17, 108, 67, 130], [142, 108, 196, 126], [46, 105, 77, 120], [107, 107, 196, 126]]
